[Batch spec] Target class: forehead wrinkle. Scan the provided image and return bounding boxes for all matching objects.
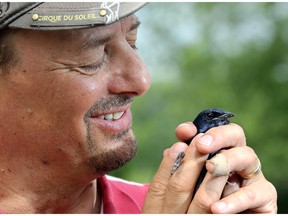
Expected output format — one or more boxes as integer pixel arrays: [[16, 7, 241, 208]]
[[81, 33, 115, 52]]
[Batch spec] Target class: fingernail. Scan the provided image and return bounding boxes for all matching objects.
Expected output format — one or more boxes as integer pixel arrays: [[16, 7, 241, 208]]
[[170, 142, 188, 159], [197, 134, 213, 146]]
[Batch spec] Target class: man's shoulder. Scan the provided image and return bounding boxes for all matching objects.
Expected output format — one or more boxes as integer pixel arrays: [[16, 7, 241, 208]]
[[98, 175, 150, 214]]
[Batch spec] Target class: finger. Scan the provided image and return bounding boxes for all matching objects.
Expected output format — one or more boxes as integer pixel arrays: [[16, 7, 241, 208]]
[[142, 142, 188, 213], [195, 123, 246, 155], [206, 147, 261, 180], [161, 134, 207, 213], [175, 122, 197, 142], [188, 172, 228, 213], [211, 180, 277, 214]]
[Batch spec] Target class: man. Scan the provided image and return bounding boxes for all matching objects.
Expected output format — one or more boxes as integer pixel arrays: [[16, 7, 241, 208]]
[[0, 2, 277, 214]]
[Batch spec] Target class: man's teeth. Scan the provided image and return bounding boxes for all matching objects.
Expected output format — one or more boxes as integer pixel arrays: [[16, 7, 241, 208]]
[[104, 113, 113, 120], [113, 111, 124, 120], [97, 111, 124, 121]]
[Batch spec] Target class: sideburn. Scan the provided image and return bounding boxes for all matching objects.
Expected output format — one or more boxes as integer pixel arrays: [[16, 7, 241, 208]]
[[0, 28, 20, 74]]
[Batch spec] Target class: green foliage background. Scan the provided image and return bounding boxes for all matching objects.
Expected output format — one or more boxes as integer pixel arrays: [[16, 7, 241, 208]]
[[111, 3, 288, 213]]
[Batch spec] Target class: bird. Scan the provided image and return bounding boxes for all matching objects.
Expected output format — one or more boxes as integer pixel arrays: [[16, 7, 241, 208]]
[[170, 108, 235, 198]]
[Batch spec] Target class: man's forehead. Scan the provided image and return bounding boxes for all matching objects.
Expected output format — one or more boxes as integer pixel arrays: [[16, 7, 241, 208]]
[[0, 2, 146, 31], [79, 15, 139, 51]]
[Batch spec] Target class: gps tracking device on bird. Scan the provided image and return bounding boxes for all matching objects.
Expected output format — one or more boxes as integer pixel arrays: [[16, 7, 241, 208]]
[[170, 108, 235, 198]]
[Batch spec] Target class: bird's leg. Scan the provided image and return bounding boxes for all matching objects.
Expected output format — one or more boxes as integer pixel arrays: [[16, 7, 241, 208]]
[[170, 151, 185, 175]]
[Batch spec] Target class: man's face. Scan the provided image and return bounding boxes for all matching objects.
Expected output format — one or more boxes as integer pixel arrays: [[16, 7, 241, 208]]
[[0, 15, 150, 177]]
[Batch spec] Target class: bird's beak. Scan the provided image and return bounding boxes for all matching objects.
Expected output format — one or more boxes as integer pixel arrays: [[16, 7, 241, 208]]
[[215, 112, 235, 121]]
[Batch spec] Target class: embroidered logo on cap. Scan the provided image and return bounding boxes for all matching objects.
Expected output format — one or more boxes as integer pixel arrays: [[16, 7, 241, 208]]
[[100, 2, 120, 24], [0, 2, 10, 18]]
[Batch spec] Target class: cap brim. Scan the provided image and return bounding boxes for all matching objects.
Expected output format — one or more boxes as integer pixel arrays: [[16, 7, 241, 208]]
[[8, 2, 147, 30]]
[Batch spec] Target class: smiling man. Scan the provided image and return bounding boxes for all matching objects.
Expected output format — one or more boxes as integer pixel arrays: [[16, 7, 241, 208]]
[[0, 2, 277, 214]]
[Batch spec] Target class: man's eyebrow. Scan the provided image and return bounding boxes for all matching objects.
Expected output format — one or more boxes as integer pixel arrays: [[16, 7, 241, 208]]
[[129, 18, 141, 32], [81, 34, 114, 52]]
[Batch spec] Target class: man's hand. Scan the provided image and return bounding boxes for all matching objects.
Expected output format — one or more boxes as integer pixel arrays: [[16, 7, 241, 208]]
[[142, 122, 277, 213]]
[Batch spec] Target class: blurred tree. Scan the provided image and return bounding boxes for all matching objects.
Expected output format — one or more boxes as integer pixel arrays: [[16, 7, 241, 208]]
[[111, 3, 288, 213]]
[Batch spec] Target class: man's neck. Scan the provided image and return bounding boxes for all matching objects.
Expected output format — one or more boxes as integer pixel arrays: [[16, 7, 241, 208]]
[[0, 151, 101, 214], [0, 167, 101, 213]]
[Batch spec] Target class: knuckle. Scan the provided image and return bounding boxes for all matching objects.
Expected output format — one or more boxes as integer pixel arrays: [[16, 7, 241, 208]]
[[148, 181, 167, 198], [234, 146, 257, 163], [208, 123, 247, 147], [268, 196, 278, 214], [245, 146, 258, 162], [244, 146, 255, 154], [231, 123, 246, 142], [242, 187, 256, 202], [195, 189, 221, 212], [167, 176, 191, 194], [267, 181, 278, 213], [270, 181, 278, 198], [206, 188, 222, 202]]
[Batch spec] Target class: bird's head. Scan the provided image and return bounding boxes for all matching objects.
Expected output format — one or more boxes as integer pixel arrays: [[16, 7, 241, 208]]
[[193, 108, 235, 133]]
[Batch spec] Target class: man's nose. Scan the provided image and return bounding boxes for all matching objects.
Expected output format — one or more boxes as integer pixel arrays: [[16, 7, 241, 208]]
[[108, 43, 151, 97]]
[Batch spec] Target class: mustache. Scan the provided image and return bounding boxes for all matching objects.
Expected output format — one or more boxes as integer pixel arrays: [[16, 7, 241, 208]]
[[85, 95, 134, 116]]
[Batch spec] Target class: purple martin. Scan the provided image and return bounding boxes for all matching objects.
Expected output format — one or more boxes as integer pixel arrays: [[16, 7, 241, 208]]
[[171, 108, 235, 198]]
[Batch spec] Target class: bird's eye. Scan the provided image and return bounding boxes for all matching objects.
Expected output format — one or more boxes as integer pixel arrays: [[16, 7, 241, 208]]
[[206, 112, 214, 119]]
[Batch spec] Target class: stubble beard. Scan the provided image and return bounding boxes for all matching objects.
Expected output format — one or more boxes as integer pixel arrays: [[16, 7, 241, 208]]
[[85, 125, 137, 175]]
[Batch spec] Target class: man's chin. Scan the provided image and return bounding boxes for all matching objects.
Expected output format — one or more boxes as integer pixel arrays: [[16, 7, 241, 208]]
[[86, 133, 137, 175]]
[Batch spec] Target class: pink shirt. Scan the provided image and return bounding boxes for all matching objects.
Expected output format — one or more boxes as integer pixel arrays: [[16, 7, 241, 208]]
[[0, 175, 149, 214], [98, 175, 150, 214]]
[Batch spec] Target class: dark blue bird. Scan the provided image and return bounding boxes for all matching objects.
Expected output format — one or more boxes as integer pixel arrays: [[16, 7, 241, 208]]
[[189, 108, 235, 197], [171, 108, 235, 198]]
